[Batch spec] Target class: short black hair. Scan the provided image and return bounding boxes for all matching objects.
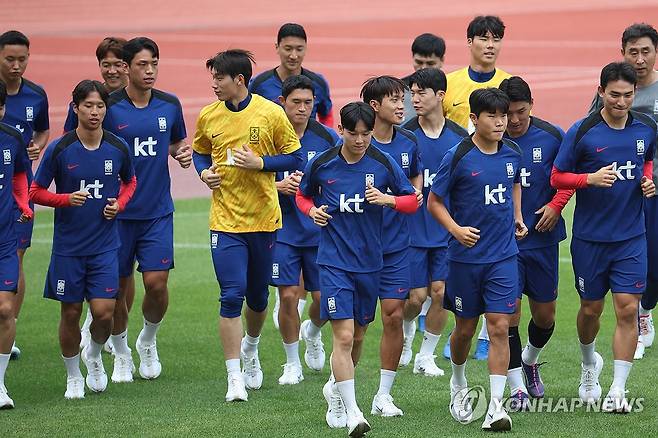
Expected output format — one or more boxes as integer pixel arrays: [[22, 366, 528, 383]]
[[0, 80, 6, 106], [470, 88, 510, 117], [360, 76, 407, 105], [600, 62, 637, 89], [281, 75, 314, 99], [622, 23, 658, 49], [123, 37, 159, 65], [498, 76, 532, 103], [96, 37, 127, 63], [340, 102, 375, 131], [0, 31, 29, 50], [467, 15, 505, 40], [206, 49, 255, 84], [277, 23, 307, 44], [411, 33, 446, 59], [407, 68, 447, 93], [72, 80, 110, 106]]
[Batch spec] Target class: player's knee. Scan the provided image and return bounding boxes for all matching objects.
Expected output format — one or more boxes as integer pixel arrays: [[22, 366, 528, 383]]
[[453, 324, 476, 342], [144, 278, 168, 297], [580, 301, 604, 319], [219, 295, 244, 318], [332, 329, 354, 350], [486, 317, 509, 340], [533, 306, 556, 328], [278, 287, 298, 304], [407, 290, 425, 309], [616, 300, 640, 324], [61, 305, 83, 325], [382, 305, 403, 329], [245, 293, 268, 314], [0, 299, 13, 322]]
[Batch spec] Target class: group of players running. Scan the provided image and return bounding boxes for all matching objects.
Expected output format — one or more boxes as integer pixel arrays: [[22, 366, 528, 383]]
[[0, 14, 657, 437]]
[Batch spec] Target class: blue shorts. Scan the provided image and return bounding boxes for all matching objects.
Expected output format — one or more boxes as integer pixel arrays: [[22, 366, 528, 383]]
[[14, 206, 34, 250], [319, 265, 380, 326], [379, 249, 410, 300], [571, 236, 647, 300], [271, 242, 319, 291], [211, 231, 275, 318], [0, 240, 19, 292], [518, 245, 559, 303], [444, 255, 518, 318], [44, 250, 119, 303], [118, 214, 174, 277], [409, 246, 448, 288]]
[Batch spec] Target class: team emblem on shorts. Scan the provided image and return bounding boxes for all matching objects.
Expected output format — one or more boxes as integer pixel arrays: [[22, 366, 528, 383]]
[[307, 151, 316, 161], [637, 140, 645, 155], [3, 149, 10, 165], [272, 263, 279, 278], [211, 233, 218, 249], [56, 280, 65, 295], [578, 277, 585, 293], [249, 127, 260, 144], [365, 173, 375, 186], [401, 152, 409, 167], [104, 160, 113, 175], [654, 99, 658, 114], [25, 106, 33, 121], [327, 297, 336, 313], [532, 147, 542, 163], [506, 162, 514, 178], [455, 296, 463, 312], [158, 117, 167, 132]]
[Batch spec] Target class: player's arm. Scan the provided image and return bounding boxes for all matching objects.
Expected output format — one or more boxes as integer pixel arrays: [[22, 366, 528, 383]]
[[410, 174, 423, 206], [295, 160, 332, 226], [428, 192, 479, 248], [365, 158, 418, 213], [276, 170, 303, 196], [513, 183, 528, 239], [104, 151, 137, 219], [29, 144, 88, 208], [12, 152, 33, 222], [191, 109, 221, 190], [169, 139, 192, 169], [26, 130, 49, 161]]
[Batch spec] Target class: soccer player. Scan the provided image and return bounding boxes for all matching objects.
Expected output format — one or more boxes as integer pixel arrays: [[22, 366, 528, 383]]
[[360, 76, 422, 417], [399, 68, 467, 375], [249, 23, 333, 126], [272, 75, 339, 385], [402, 33, 446, 119], [63, 37, 128, 132], [102, 37, 191, 383], [0, 30, 49, 359], [0, 79, 33, 409], [551, 62, 656, 412], [296, 101, 417, 436], [428, 88, 526, 431], [29, 79, 136, 399], [192, 49, 302, 402], [499, 76, 573, 404]]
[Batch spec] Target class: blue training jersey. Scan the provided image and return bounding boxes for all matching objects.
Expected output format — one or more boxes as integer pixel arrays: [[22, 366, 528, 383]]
[[277, 119, 339, 247], [371, 126, 422, 254], [402, 117, 468, 248], [249, 68, 332, 120], [431, 137, 522, 264], [34, 130, 134, 256], [0, 123, 29, 244], [554, 111, 656, 243], [299, 145, 415, 273], [103, 88, 186, 220], [504, 117, 567, 250]]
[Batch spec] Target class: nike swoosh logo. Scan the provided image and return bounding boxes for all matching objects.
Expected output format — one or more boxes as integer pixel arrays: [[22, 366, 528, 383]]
[[105, 287, 115, 292], [471, 171, 482, 177], [596, 147, 608, 153], [327, 179, 338, 184], [117, 124, 129, 130], [161, 258, 170, 264], [212, 132, 223, 138], [452, 102, 463, 107], [636, 282, 645, 288], [397, 287, 407, 293], [3, 280, 14, 285], [67, 164, 79, 170]]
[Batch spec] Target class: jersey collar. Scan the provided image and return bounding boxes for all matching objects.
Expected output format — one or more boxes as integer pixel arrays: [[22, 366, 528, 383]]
[[467, 66, 496, 83], [225, 93, 252, 112]]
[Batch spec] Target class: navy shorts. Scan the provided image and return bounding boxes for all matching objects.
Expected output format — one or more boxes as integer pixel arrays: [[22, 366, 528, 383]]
[[44, 249, 119, 303], [271, 242, 320, 291], [0, 240, 19, 292], [14, 205, 34, 250], [409, 246, 448, 288], [118, 214, 174, 277], [379, 248, 410, 300], [518, 245, 559, 303], [319, 265, 380, 326], [211, 231, 275, 318], [571, 235, 647, 300], [444, 255, 518, 318]]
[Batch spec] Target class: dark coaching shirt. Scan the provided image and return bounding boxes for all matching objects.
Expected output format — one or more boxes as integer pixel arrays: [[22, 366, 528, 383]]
[[103, 88, 186, 220], [34, 130, 134, 256], [504, 117, 567, 250], [299, 145, 415, 273], [370, 126, 422, 254], [402, 117, 467, 248], [0, 122, 29, 244], [431, 137, 522, 264], [277, 120, 339, 247], [554, 111, 656, 242]]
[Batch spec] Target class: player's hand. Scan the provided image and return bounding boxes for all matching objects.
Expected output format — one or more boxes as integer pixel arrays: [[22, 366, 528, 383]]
[[201, 163, 221, 190], [276, 170, 302, 196], [17, 208, 33, 223], [27, 140, 40, 161], [69, 190, 89, 206], [515, 218, 528, 240], [415, 188, 423, 207], [452, 226, 480, 248], [365, 183, 394, 207], [174, 144, 192, 169], [534, 204, 559, 232], [234, 144, 263, 170], [103, 197, 120, 220], [641, 176, 656, 198], [309, 205, 332, 226], [587, 164, 616, 187]]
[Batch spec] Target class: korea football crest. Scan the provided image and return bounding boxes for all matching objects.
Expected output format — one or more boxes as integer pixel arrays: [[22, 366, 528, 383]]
[[104, 160, 113, 175], [158, 117, 167, 132], [506, 162, 514, 178], [637, 140, 645, 155], [25, 107, 34, 121], [532, 147, 542, 163], [401, 152, 409, 168], [249, 127, 260, 144], [3, 149, 10, 165], [365, 173, 375, 186], [307, 151, 317, 161]]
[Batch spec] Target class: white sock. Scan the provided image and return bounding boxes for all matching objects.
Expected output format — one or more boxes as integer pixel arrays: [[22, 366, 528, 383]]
[[403, 319, 416, 339], [489, 374, 507, 409], [611, 360, 632, 390], [297, 298, 306, 319], [580, 340, 596, 366], [283, 341, 300, 365], [420, 297, 431, 316], [0, 353, 9, 387], [451, 360, 467, 387], [226, 358, 241, 375], [639, 304, 650, 317], [87, 339, 103, 359], [140, 318, 161, 344], [521, 343, 542, 366], [63, 354, 83, 379], [507, 367, 526, 392], [242, 334, 260, 356], [306, 320, 322, 338], [111, 330, 131, 356], [377, 369, 396, 395], [81, 307, 92, 332], [478, 317, 489, 341], [419, 331, 441, 356], [336, 379, 359, 414]]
